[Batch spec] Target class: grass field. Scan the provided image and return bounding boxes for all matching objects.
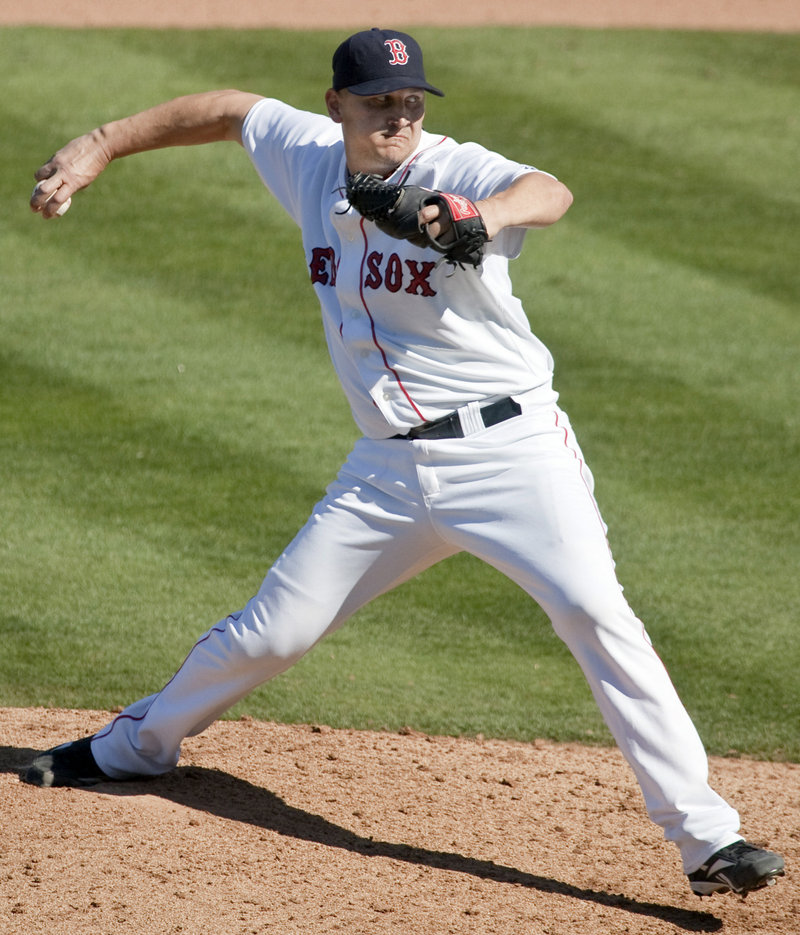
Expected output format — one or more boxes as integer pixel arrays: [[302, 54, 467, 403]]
[[1, 26, 798, 760]]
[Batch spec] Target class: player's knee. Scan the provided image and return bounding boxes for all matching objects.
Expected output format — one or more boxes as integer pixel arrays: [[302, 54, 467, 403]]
[[547, 585, 635, 640], [221, 602, 332, 666]]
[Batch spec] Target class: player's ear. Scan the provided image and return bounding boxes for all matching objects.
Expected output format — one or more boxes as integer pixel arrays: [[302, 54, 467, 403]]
[[325, 89, 343, 123]]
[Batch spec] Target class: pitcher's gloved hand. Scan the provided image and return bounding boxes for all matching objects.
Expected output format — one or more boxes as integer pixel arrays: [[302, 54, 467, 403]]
[[346, 172, 489, 268]]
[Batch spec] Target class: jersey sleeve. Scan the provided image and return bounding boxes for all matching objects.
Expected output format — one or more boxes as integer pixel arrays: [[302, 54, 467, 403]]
[[241, 98, 342, 226]]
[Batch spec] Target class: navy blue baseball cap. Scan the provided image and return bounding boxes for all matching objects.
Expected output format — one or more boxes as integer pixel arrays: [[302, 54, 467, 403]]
[[332, 28, 444, 97]]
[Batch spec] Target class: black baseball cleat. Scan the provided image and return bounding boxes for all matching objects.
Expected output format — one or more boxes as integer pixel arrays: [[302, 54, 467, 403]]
[[23, 736, 111, 788], [688, 841, 785, 897]]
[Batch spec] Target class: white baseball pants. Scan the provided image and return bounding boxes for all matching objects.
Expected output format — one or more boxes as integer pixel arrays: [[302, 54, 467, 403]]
[[92, 398, 741, 872]]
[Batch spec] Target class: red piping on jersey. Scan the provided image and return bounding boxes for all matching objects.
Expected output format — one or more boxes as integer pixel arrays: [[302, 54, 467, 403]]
[[340, 136, 448, 422], [349, 136, 449, 421], [396, 135, 449, 184], [357, 216, 425, 421]]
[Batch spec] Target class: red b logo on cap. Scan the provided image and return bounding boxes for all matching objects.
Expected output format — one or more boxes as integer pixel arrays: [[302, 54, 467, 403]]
[[384, 39, 409, 65]]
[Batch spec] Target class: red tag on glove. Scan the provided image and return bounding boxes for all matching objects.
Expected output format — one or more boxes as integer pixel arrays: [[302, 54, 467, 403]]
[[438, 192, 480, 221]]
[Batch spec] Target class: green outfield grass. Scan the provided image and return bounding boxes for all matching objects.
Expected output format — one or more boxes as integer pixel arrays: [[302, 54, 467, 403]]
[[1, 26, 798, 760]]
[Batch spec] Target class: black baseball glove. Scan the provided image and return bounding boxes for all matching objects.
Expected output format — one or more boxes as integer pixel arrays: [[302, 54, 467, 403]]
[[345, 172, 489, 268]]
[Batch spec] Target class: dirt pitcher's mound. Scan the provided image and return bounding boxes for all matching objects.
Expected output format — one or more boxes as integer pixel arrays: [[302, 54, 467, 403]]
[[1, 707, 797, 934]]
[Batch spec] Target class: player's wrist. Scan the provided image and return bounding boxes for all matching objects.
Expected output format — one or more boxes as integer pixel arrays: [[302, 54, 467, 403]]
[[473, 198, 501, 240]]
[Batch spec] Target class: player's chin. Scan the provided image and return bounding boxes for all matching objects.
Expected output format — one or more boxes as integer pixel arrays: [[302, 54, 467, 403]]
[[373, 142, 414, 174]]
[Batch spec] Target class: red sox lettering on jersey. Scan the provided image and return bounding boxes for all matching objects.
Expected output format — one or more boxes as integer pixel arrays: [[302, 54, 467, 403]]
[[310, 246, 436, 296]]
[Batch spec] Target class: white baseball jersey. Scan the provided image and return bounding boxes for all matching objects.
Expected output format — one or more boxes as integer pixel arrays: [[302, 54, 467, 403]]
[[242, 99, 557, 437]]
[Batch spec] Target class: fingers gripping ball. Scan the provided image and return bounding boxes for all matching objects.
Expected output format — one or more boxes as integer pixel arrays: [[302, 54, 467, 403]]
[[346, 172, 489, 268], [33, 181, 72, 217]]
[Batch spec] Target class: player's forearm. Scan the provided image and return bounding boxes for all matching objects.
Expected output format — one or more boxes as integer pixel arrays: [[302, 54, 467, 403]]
[[476, 171, 573, 238], [95, 90, 263, 159], [31, 90, 262, 218]]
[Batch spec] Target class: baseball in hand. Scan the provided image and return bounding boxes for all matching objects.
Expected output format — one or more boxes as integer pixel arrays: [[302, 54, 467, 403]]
[[33, 181, 72, 216]]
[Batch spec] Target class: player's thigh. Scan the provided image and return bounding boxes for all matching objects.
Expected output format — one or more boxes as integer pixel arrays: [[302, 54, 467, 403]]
[[436, 409, 623, 618], [250, 438, 455, 652]]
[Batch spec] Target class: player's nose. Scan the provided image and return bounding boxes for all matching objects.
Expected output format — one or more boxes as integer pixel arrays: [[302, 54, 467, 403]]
[[387, 109, 411, 129]]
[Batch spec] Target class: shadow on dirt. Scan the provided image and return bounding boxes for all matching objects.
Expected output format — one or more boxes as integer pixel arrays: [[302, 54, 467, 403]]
[[51, 763, 726, 933]]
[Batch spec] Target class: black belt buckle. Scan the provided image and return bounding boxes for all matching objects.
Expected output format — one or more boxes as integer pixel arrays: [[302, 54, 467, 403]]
[[395, 396, 521, 440], [405, 410, 461, 440]]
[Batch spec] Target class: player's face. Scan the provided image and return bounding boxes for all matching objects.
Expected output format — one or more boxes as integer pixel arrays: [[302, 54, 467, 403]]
[[325, 88, 426, 176]]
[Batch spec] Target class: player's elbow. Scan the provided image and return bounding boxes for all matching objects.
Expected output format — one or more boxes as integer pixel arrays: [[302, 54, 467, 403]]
[[526, 175, 573, 228], [551, 181, 573, 222]]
